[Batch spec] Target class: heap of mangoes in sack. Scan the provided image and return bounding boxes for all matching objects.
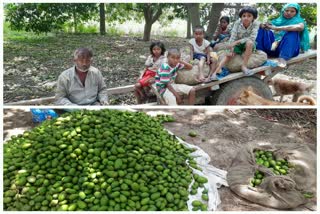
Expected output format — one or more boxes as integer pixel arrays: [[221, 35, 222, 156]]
[[250, 149, 293, 187], [3, 109, 209, 211]]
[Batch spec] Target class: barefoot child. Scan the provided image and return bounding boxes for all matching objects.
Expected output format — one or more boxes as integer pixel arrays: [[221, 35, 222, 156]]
[[208, 6, 259, 79], [189, 26, 217, 82], [134, 41, 166, 104], [155, 48, 195, 105]]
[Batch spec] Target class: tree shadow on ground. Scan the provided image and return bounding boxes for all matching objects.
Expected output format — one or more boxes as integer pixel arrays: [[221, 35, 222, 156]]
[[3, 109, 35, 141], [141, 108, 316, 211], [4, 34, 317, 105]]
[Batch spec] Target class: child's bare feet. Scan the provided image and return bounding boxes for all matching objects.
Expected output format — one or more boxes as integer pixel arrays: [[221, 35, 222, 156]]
[[203, 74, 213, 83], [195, 76, 205, 83], [203, 77, 210, 83], [197, 75, 206, 82], [241, 65, 253, 76], [204, 73, 218, 83]]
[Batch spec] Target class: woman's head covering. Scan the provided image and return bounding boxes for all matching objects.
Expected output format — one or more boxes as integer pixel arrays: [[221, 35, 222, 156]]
[[271, 3, 310, 51]]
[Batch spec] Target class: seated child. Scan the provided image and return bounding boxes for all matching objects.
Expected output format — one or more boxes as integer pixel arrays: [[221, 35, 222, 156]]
[[206, 6, 260, 81], [189, 26, 217, 82], [210, 16, 231, 50], [155, 48, 195, 105], [134, 41, 166, 104]]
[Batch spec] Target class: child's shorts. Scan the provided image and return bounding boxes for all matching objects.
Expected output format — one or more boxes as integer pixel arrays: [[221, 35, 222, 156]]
[[139, 69, 156, 87], [233, 42, 256, 55], [193, 53, 217, 64], [193, 53, 207, 60], [163, 84, 193, 105]]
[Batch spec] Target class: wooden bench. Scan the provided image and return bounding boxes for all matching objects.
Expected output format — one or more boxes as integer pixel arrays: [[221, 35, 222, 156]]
[[5, 85, 136, 105]]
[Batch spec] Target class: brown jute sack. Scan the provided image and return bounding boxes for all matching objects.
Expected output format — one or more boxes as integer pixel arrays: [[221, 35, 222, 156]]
[[175, 65, 210, 85], [176, 46, 216, 85], [175, 46, 202, 85], [225, 50, 268, 73], [227, 143, 316, 209]]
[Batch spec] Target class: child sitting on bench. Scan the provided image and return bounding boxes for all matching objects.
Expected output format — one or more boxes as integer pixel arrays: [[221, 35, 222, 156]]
[[189, 26, 217, 82], [134, 41, 166, 104]]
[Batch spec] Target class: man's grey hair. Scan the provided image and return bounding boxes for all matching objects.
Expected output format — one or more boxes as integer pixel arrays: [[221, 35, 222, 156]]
[[74, 48, 93, 59]]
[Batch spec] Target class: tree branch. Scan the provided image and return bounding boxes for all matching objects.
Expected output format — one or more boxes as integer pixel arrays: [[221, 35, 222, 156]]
[[143, 4, 151, 21], [151, 7, 163, 24]]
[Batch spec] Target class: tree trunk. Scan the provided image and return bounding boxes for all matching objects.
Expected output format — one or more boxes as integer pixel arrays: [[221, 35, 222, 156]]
[[73, 6, 77, 33], [186, 10, 192, 38], [206, 3, 225, 40], [143, 21, 153, 41], [186, 3, 200, 33], [99, 3, 106, 35], [142, 4, 163, 41]]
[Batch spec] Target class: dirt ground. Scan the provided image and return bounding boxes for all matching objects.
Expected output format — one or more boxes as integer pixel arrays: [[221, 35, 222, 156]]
[[154, 108, 317, 211], [3, 108, 317, 211], [3, 35, 317, 104]]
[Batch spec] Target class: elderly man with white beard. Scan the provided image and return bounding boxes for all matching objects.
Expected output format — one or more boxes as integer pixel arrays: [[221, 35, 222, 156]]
[[55, 48, 109, 105]]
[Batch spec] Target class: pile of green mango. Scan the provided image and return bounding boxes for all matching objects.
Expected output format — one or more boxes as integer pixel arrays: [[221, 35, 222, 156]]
[[4, 109, 207, 211], [190, 187, 209, 211], [192, 199, 208, 211], [251, 149, 292, 187], [154, 114, 175, 123]]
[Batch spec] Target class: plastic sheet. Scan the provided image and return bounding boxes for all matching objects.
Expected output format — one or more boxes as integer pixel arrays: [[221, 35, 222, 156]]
[[170, 131, 228, 211]]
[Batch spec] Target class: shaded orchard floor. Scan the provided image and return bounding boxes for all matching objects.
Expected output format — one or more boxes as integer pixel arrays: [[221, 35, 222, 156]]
[[4, 34, 317, 104]]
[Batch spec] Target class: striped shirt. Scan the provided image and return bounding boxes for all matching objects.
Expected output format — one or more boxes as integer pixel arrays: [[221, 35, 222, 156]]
[[155, 63, 184, 96]]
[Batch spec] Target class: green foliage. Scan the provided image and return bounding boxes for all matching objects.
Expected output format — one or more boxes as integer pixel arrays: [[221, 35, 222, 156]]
[[77, 24, 98, 34], [5, 3, 98, 33], [63, 22, 98, 34], [106, 26, 125, 37], [158, 8, 177, 26], [257, 3, 317, 29], [105, 3, 142, 24], [5, 3, 68, 33], [65, 4, 99, 33], [4, 22, 54, 42], [300, 4, 317, 27], [171, 4, 188, 20], [199, 3, 214, 26]]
